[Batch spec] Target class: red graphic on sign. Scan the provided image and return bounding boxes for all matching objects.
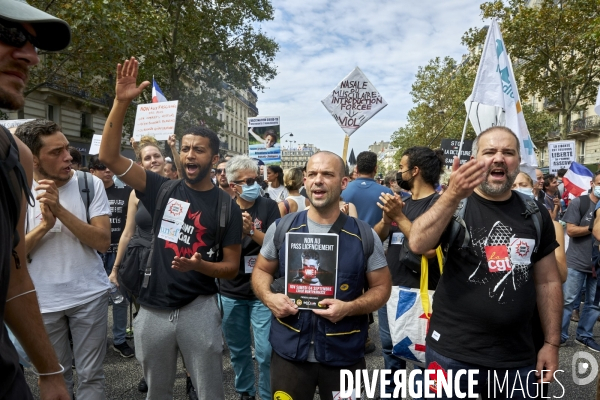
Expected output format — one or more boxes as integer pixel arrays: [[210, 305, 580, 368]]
[[484, 245, 512, 273], [168, 201, 184, 217], [288, 284, 334, 296], [164, 210, 208, 257], [513, 240, 530, 257]]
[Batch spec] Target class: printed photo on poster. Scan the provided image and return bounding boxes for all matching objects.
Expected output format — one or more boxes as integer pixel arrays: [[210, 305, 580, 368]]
[[285, 232, 339, 310], [248, 116, 280, 165]]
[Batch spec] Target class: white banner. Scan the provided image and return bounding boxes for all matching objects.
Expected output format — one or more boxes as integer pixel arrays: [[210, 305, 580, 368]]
[[548, 140, 576, 174], [467, 18, 537, 178], [321, 66, 387, 136], [132, 100, 178, 141]]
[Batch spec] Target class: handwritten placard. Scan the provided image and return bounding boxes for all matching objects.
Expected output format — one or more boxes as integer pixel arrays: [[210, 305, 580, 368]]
[[132, 100, 179, 140], [321, 67, 387, 136], [88, 134, 103, 155]]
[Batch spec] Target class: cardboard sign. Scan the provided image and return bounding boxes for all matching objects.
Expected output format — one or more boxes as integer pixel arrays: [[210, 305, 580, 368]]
[[132, 100, 178, 140], [548, 140, 575, 174], [440, 139, 473, 168], [321, 67, 387, 136]]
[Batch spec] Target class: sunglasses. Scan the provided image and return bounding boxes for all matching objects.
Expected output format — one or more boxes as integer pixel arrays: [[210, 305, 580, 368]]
[[232, 178, 256, 186], [216, 168, 226, 174], [0, 18, 39, 49], [92, 165, 108, 171]]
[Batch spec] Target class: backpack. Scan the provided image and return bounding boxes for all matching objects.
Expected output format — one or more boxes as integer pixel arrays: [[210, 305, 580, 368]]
[[119, 179, 232, 296], [269, 211, 374, 293], [444, 191, 542, 255], [0, 126, 34, 268]]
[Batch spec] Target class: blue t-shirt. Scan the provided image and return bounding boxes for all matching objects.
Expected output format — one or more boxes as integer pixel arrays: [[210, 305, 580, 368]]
[[342, 177, 393, 227]]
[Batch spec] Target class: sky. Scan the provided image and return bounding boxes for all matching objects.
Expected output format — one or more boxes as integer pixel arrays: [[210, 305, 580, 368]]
[[256, 0, 488, 156]]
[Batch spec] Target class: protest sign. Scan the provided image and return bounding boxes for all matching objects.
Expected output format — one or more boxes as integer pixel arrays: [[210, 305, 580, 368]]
[[285, 232, 339, 310], [548, 140, 576, 174], [321, 66, 387, 137], [132, 100, 178, 141], [248, 116, 280, 165], [440, 139, 473, 168], [88, 134, 103, 155], [0, 119, 33, 131]]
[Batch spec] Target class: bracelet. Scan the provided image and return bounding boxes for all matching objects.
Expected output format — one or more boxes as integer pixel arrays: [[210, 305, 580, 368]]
[[35, 363, 65, 377], [6, 289, 36, 303], [116, 159, 134, 178], [544, 340, 560, 348], [112, 265, 120, 271]]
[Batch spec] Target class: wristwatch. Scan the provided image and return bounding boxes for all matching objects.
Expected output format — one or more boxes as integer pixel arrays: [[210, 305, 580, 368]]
[[249, 229, 255, 236]]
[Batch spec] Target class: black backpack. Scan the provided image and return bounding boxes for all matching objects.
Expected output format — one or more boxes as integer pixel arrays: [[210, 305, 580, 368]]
[[0, 126, 34, 268]]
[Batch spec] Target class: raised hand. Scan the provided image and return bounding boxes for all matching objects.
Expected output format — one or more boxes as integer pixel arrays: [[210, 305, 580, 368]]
[[377, 192, 404, 222], [446, 156, 490, 200], [115, 57, 150, 103], [167, 134, 177, 148]]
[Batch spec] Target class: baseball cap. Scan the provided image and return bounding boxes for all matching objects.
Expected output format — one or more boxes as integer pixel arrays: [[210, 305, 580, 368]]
[[0, 0, 71, 51]]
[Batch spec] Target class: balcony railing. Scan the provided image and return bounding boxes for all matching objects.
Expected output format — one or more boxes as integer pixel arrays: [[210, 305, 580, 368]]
[[38, 77, 110, 107], [570, 115, 600, 133]]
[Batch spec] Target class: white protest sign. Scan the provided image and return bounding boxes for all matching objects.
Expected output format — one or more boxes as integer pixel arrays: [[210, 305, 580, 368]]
[[132, 100, 178, 141], [88, 134, 103, 155], [0, 119, 34, 132], [548, 140, 576, 174], [321, 67, 387, 136]]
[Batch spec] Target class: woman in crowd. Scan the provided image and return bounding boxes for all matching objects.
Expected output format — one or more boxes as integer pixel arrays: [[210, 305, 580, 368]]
[[279, 168, 310, 216], [266, 165, 288, 202]]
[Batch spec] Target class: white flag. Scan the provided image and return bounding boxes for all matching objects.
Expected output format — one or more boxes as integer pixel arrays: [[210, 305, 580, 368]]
[[467, 18, 537, 178]]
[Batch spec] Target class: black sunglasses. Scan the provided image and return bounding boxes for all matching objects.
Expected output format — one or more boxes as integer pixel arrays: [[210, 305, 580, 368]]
[[0, 18, 39, 49], [232, 178, 256, 186], [92, 165, 108, 171], [216, 168, 226, 174]]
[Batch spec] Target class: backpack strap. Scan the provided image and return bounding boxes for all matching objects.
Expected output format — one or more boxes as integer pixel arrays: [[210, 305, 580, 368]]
[[579, 194, 590, 221], [354, 218, 374, 268], [444, 197, 469, 253], [76, 170, 95, 223], [142, 179, 182, 289], [274, 212, 301, 252], [283, 199, 290, 214], [214, 188, 232, 262], [515, 191, 542, 253]]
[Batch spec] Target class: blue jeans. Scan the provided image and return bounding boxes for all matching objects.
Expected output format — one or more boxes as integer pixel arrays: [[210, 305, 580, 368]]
[[101, 252, 128, 345], [378, 305, 407, 395], [425, 347, 538, 399], [561, 268, 600, 341], [221, 296, 272, 400]]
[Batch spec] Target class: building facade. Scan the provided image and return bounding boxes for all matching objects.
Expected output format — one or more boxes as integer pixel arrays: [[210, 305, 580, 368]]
[[281, 144, 320, 170], [216, 85, 258, 158]]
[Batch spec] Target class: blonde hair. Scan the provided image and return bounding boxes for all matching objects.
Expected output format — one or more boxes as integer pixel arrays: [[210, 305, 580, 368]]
[[284, 167, 304, 191], [137, 136, 163, 162]]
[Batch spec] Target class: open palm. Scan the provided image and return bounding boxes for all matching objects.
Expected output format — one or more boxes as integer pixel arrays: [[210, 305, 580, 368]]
[[115, 57, 150, 102]]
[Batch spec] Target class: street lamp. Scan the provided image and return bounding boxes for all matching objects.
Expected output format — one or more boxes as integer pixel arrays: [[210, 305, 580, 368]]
[[281, 131, 293, 142]]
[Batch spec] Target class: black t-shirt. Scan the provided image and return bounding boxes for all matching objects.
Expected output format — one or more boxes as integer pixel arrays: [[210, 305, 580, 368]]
[[427, 191, 558, 368], [220, 196, 280, 300], [136, 171, 242, 309], [105, 183, 132, 253], [386, 193, 440, 289]]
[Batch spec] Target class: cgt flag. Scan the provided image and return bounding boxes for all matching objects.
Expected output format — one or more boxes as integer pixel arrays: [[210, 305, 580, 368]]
[[563, 162, 593, 198], [152, 78, 167, 103], [466, 18, 537, 179]]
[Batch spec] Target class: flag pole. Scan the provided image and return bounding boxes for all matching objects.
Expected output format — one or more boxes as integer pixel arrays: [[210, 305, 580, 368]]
[[342, 135, 350, 165], [457, 101, 473, 159]]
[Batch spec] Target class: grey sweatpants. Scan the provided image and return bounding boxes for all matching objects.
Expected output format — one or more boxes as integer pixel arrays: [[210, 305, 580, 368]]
[[134, 295, 225, 400]]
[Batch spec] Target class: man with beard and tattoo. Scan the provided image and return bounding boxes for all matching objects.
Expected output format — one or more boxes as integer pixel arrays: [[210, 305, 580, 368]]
[[99, 57, 242, 400], [16, 119, 112, 399], [0, 2, 71, 398], [409, 127, 562, 399]]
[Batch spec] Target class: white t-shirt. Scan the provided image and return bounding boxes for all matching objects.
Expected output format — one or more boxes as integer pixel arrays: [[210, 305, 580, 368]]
[[26, 172, 111, 313], [267, 185, 289, 203]]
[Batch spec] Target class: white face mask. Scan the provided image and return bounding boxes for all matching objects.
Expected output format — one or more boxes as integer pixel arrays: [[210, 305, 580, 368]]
[[514, 187, 534, 199], [594, 185, 600, 198]]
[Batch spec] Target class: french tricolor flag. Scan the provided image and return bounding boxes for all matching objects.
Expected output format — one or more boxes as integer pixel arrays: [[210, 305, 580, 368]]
[[563, 162, 594, 198], [152, 79, 167, 103]]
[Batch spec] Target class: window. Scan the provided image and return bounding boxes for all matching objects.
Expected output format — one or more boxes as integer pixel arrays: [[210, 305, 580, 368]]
[[47, 105, 54, 121]]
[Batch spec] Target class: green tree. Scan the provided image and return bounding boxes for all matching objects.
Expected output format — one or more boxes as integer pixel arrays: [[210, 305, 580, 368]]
[[390, 56, 477, 156], [521, 103, 558, 144], [462, 0, 600, 139]]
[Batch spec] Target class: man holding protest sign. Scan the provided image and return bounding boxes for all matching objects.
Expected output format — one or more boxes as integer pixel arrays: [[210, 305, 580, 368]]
[[252, 151, 391, 400]]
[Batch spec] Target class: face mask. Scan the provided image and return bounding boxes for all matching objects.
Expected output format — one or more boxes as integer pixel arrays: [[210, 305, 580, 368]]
[[594, 186, 600, 198], [396, 170, 414, 191], [514, 187, 534, 198], [239, 182, 261, 201]]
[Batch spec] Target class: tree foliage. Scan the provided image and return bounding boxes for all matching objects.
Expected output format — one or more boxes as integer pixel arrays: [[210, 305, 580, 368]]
[[462, 0, 600, 139], [390, 56, 477, 156], [26, 0, 278, 134]]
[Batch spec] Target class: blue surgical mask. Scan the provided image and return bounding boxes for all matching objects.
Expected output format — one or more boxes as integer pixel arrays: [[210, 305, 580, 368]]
[[594, 186, 600, 198], [239, 182, 261, 201], [514, 187, 534, 199]]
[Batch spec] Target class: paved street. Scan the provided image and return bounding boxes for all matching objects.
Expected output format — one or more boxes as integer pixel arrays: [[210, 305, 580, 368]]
[[24, 307, 600, 399]]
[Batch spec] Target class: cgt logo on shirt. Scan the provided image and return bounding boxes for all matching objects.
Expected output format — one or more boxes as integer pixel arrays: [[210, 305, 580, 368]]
[[484, 245, 512, 273]]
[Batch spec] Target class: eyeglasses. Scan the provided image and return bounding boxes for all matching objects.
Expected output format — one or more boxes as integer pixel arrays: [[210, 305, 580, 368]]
[[232, 178, 256, 186], [216, 168, 226, 174], [0, 18, 39, 49]]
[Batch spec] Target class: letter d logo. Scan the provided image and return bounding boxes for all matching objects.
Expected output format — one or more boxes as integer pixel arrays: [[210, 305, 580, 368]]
[[572, 351, 598, 386]]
